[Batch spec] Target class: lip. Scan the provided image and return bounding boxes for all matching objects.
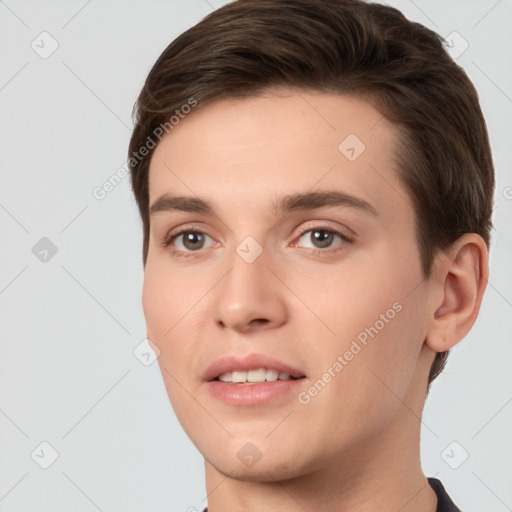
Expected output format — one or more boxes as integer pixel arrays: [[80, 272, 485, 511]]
[[205, 379, 305, 406], [202, 353, 306, 382]]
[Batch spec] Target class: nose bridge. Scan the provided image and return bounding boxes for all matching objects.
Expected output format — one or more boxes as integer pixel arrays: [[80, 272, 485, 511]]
[[213, 242, 287, 331]]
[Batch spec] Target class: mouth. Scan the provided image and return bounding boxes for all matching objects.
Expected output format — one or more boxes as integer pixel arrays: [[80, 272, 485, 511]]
[[203, 353, 306, 405], [203, 352, 306, 382], [212, 368, 304, 384]]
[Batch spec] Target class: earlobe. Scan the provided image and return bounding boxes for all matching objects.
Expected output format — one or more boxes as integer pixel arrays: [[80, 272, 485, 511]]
[[425, 234, 489, 353]]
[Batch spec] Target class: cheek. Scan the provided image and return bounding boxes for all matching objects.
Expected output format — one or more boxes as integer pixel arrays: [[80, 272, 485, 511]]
[[142, 265, 200, 419], [142, 255, 202, 341], [292, 249, 426, 407], [293, 300, 425, 447], [142, 258, 210, 384], [142, 265, 173, 343]]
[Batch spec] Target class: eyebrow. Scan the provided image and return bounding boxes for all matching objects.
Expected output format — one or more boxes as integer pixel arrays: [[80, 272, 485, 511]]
[[149, 190, 378, 217], [273, 190, 378, 217]]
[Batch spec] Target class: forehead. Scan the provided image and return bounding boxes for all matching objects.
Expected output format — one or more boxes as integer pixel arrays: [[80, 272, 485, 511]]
[[147, 90, 410, 222]]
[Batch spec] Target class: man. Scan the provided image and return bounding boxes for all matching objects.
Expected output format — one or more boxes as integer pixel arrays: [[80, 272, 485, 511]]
[[128, 1, 494, 510]]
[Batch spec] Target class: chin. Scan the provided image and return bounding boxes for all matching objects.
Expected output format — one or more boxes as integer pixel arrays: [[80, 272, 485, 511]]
[[207, 453, 307, 482], [200, 433, 319, 483]]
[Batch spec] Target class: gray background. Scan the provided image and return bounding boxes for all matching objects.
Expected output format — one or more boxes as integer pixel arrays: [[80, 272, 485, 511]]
[[0, 0, 511, 510]]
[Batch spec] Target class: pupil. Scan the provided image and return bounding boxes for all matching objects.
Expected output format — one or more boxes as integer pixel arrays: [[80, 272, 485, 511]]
[[312, 230, 332, 248], [184, 232, 204, 250]]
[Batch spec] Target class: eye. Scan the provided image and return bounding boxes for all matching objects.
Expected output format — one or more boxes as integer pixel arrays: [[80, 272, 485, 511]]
[[166, 230, 215, 253], [294, 226, 350, 251]]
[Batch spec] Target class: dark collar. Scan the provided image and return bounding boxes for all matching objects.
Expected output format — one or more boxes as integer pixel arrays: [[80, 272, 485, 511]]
[[428, 477, 462, 511], [201, 477, 462, 512]]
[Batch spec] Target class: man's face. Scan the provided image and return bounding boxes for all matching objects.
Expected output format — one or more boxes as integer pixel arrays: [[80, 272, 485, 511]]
[[143, 90, 435, 480]]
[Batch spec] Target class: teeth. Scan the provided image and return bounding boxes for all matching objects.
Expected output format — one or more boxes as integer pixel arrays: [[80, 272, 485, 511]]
[[216, 368, 295, 383], [232, 371, 246, 383], [247, 368, 266, 382], [266, 369, 279, 382]]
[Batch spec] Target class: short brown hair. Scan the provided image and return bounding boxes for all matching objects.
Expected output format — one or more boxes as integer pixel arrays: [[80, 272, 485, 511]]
[[128, 0, 494, 384]]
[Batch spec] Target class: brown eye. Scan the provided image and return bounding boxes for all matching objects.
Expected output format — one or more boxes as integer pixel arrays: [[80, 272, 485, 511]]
[[169, 231, 214, 252], [182, 232, 205, 250], [297, 228, 346, 250], [310, 230, 334, 248]]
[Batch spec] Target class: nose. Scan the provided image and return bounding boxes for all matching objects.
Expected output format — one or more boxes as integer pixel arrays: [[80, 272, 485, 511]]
[[213, 247, 288, 333]]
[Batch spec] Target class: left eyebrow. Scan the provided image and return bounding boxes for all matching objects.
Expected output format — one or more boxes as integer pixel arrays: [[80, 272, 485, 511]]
[[272, 190, 378, 217]]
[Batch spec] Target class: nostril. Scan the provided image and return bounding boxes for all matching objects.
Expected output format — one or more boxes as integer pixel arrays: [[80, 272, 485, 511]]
[[243, 318, 270, 331], [216, 317, 271, 331]]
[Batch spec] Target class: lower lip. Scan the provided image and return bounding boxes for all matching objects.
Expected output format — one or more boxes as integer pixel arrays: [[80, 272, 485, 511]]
[[205, 379, 305, 406]]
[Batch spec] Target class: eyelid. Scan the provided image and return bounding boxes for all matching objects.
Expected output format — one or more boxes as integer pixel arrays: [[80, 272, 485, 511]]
[[291, 221, 354, 244], [163, 222, 213, 244], [172, 231, 215, 249], [161, 223, 217, 254], [287, 222, 354, 259]]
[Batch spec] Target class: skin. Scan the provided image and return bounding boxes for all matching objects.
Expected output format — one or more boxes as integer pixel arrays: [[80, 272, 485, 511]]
[[143, 89, 488, 512]]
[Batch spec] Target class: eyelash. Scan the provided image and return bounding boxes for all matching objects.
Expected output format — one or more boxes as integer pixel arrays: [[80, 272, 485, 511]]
[[294, 225, 353, 256], [162, 224, 353, 259], [162, 227, 213, 259]]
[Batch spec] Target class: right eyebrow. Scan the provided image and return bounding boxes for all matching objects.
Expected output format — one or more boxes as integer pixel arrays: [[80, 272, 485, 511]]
[[149, 194, 215, 216]]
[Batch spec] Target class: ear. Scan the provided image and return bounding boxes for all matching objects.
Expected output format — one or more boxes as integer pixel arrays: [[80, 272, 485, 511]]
[[425, 233, 489, 353]]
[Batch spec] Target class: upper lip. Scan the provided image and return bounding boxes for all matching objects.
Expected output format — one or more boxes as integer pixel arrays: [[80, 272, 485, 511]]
[[203, 353, 306, 381]]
